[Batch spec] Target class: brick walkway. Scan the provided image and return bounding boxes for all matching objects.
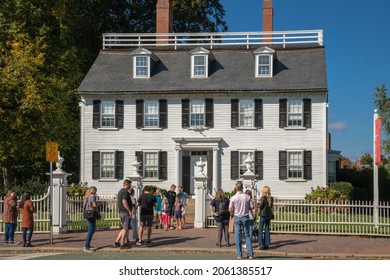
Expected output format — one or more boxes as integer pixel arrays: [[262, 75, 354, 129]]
[[1, 222, 390, 258]]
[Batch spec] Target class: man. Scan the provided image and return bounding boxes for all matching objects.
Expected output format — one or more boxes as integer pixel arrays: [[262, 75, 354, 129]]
[[114, 179, 133, 249], [165, 184, 177, 229], [136, 185, 157, 245], [177, 185, 190, 227], [228, 181, 254, 259]]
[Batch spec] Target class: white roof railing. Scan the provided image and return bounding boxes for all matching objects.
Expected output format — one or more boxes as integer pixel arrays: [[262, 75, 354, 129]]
[[102, 30, 323, 50]]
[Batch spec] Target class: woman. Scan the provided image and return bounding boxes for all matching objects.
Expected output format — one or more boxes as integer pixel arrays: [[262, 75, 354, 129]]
[[209, 189, 230, 247], [83, 186, 98, 252], [257, 186, 273, 250], [245, 189, 256, 243], [3, 190, 19, 245], [129, 188, 139, 243], [18, 192, 35, 247]]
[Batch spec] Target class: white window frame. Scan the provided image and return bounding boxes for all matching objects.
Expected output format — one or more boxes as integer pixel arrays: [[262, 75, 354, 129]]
[[144, 151, 159, 179], [287, 150, 304, 179], [101, 101, 115, 127], [100, 151, 115, 179], [190, 100, 205, 127], [191, 55, 207, 78], [239, 151, 255, 176], [144, 100, 159, 127], [254, 46, 274, 78], [133, 55, 150, 78], [287, 99, 303, 127], [239, 100, 254, 127]]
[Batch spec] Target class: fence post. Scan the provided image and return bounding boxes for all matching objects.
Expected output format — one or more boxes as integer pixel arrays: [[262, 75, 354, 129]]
[[51, 152, 70, 234]]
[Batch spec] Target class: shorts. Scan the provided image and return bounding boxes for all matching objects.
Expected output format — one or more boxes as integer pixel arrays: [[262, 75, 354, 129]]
[[139, 214, 154, 228], [175, 212, 182, 219], [154, 209, 162, 215], [119, 211, 131, 229], [168, 205, 175, 217]]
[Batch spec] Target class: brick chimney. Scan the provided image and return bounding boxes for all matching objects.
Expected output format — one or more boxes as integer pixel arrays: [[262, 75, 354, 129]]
[[156, 0, 173, 33], [263, 0, 273, 43]]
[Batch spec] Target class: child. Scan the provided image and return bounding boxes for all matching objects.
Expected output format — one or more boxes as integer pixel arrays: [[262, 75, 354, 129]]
[[174, 196, 184, 230], [161, 197, 170, 231], [154, 188, 163, 229], [18, 192, 35, 247]]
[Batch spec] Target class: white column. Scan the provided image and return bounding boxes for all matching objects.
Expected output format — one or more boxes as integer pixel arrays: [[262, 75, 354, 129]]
[[212, 148, 219, 193], [52, 169, 70, 234], [193, 157, 208, 228], [175, 147, 182, 186], [79, 99, 85, 182]]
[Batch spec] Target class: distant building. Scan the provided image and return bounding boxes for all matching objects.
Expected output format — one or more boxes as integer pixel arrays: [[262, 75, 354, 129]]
[[78, 0, 330, 198]]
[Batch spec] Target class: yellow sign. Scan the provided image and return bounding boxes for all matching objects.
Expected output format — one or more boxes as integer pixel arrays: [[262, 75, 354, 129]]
[[46, 141, 58, 162]]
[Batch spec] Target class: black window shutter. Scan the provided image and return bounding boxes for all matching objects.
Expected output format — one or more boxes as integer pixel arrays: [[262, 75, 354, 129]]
[[115, 151, 124, 179], [136, 100, 144, 128], [279, 99, 287, 128], [159, 99, 167, 128], [254, 151, 263, 180], [92, 151, 100, 179], [304, 150, 312, 180], [231, 151, 239, 180], [303, 98, 312, 128], [231, 99, 239, 128], [93, 100, 101, 129], [115, 100, 124, 129], [279, 151, 287, 180], [254, 99, 263, 128], [205, 98, 214, 128], [158, 151, 168, 180], [135, 151, 143, 176], [182, 99, 189, 128]]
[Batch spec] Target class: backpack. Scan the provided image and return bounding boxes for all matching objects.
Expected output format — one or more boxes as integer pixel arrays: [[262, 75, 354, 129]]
[[218, 199, 229, 215]]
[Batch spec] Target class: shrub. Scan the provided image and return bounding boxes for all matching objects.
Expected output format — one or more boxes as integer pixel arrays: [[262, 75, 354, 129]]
[[67, 182, 88, 197], [305, 186, 348, 202], [330, 181, 354, 199]]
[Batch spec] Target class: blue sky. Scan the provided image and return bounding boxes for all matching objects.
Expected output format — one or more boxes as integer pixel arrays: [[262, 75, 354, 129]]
[[220, 0, 390, 161]]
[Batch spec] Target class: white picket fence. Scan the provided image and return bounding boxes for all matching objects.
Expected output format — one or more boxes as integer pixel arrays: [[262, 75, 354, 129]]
[[2, 190, 390, 236]]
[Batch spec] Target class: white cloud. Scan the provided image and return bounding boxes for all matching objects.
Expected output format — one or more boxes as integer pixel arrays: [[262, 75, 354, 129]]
[[329, 121, 347, 131]]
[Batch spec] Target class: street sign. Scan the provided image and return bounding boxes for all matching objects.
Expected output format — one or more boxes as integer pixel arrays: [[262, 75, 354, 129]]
[[46, 141, 58, 162]]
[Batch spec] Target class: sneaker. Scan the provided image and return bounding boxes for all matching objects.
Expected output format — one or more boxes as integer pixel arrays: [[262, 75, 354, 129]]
[[3, 241, 9, 245], [26, 242, 33, 247], [247, 253, 254, 259], [113, 241, 120, 248], [236, 256, 243, 259], [8, 241, 20, 245], [135, 241, 142, 246], [83, 247, 95, 253], [146, 240, 151, 244]]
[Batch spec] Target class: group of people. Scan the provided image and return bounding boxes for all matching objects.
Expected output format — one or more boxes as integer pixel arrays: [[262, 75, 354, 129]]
[[82, 180, 190, 252], [2, 190, 35, 247], [210, 182, 274, 259]]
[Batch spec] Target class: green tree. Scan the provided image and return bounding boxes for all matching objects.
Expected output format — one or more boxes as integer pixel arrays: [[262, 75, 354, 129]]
[[0, 0, 82, 186]]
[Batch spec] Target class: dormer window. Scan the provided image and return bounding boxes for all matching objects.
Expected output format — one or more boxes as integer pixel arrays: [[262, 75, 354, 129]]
[[254, 46, 275, 78], [131, 47, 159, 79], [189, 47, 214, 78]]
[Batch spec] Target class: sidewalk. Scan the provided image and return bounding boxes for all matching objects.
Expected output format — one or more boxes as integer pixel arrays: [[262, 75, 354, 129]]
[[1, 223, 390, 259]]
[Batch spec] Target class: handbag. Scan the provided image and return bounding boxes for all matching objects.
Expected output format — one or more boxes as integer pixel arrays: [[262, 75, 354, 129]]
[[83, 195, 101, 220], [248, 210, 255, 221], [228, 216, 234, 233]]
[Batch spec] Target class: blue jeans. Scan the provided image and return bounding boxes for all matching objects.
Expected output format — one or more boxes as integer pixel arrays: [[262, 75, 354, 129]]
[[22, 228, 34, 243], [131, 216, 139, 240], [234, 215, 253, 258], [5, 223, 16, 243], [248, 219, 255, 241], [85, 217, 96, 249], [258, 216, 271, 246]]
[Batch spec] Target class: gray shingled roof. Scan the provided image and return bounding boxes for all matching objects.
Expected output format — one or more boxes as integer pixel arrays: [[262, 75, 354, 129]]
[[78, 47, 327, 94]]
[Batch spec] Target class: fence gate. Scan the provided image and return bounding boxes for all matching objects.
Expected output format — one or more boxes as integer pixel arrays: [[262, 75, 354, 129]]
[[0, 187, 51, 233]]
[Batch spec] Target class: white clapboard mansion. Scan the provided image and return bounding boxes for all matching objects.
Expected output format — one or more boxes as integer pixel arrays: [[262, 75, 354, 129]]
[[78, 0, 335, 197]]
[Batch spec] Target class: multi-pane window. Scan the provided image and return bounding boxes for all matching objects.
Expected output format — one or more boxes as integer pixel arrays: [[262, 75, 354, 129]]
[[135, 56, 148, 78], [193, 55, 206, 77], [288, 100, 303, 126], [257, 55, 271, 77], [100, 152, 115, 178], [101, 101, 115, 127], [288, 151, 303, 178], [144, 152, 158, 179], [144, 100, 159, 127], [239, 100, 254, 127], [239, 151, 254, 175], [190, 100, 205, 127]]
